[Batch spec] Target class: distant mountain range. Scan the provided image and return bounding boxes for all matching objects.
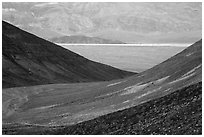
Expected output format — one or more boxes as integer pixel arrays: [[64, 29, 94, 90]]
[[49, 35, 125, 44], [2, 2, 201, 43], [2, 21, 134, 88]]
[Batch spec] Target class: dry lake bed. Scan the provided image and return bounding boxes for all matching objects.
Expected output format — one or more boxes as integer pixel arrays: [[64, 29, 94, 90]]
[[59, 44, 188, 72]]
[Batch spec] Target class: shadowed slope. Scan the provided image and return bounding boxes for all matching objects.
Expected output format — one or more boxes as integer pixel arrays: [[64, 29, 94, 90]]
[[2, 21, 135, 88]]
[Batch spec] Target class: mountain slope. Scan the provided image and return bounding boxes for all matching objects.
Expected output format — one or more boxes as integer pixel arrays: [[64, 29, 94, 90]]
[[50, 35, 125, 44], [52, 82, 202, 135], [2, 39, 201, 134], [2, 21, 135, 88], [4, 82, 200, 135]]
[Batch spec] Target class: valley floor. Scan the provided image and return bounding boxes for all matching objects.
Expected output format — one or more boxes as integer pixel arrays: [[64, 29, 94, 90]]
[[3, 82, 202, 135]]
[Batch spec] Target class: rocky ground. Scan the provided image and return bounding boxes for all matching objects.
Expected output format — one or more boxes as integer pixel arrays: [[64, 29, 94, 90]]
[[3, 82, 202, 135]]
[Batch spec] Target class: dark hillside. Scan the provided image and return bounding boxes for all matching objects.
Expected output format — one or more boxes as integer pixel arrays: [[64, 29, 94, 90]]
[[2, 21, 135, 88]]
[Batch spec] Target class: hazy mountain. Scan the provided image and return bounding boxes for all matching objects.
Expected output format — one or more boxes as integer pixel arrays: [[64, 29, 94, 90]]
[[2, 2, 202, 43], [50, 35, 125, 44], [3, 39, 201, 134], [2, 21, 134, 88]]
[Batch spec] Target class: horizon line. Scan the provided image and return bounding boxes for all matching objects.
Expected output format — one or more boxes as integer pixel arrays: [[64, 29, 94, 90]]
[[56, 43, 192, 47]]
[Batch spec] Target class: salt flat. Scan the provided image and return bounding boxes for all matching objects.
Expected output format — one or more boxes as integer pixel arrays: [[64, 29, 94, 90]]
[[59, 44, 186, 72]]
